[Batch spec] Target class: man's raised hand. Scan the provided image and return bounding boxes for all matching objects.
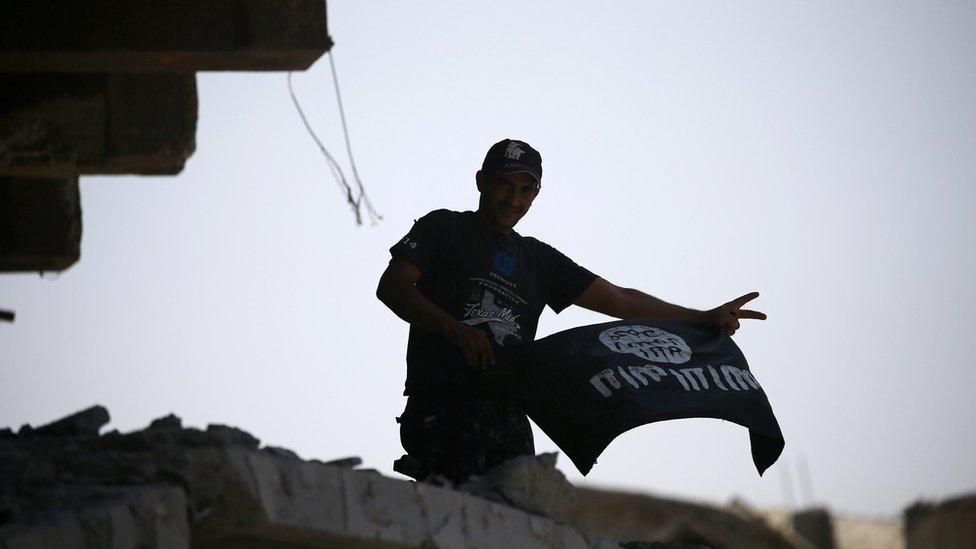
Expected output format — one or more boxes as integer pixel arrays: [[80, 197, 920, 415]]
[[705, 291, 767, 336]]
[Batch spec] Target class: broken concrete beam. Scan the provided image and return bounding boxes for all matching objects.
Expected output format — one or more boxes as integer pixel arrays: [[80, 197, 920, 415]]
[[2, 406, 624, 548], [148, 414, 183, 431], [322, 456, 362, 468], [175, 447, 619, 548], [0, 176, 81, 272], [201, 452, 619, 548], [33, 405, 110, 437], [168, 446, 617, 549], [460, 452, 578, 522], [0, 1, 331, 73], [206, 424, 260, 450], [0, 486, 188, 549], [0, 73, 197, 178]]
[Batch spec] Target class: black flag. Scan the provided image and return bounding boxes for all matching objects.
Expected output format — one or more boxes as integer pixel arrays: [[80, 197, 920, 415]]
[[492, 319, 784, 476]]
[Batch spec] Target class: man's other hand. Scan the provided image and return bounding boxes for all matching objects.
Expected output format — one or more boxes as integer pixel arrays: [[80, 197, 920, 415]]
[[445, 323, 496, 370], [705, 291, 767, 336]]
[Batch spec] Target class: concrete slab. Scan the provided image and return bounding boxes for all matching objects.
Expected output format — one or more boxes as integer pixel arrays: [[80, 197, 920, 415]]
[[0, 1, 331, 73], [2, 409, 625, 549], [0, 73, 197, 178], [0, 176, 81, 272], [0, 486, 188, 549]]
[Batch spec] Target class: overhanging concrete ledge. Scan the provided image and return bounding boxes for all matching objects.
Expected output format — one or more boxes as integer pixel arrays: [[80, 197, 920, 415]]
[[0, 74, 197, 178], [0, 176, 81, 272], [0, 1, 331, 73]]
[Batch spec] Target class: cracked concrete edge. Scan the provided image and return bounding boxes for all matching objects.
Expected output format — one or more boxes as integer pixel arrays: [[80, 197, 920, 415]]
[[223, 448, 620, 548], [0, 485, 188, 549], [2, 446, 620, 549]]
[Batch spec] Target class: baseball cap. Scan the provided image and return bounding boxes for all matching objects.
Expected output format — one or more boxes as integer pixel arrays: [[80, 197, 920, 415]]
[[481, 139, 542, 184]]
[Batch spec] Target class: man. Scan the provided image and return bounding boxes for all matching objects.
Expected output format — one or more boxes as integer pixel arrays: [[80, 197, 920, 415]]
[[377, 139, 765, 483]]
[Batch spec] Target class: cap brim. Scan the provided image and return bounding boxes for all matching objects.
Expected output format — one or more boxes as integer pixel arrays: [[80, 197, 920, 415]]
[[495, 168, 541, 184]]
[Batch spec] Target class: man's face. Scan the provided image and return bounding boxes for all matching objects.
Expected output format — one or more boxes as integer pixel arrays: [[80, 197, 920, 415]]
[[476, 171, 540, 232]]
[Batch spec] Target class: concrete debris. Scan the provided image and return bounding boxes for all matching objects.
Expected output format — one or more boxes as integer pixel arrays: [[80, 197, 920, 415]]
[[322, 456, 362, 468], [205, 423, 260, 449], [10, 405, 923, 549], [0, 405, 626, 548], [32, 405, 109, 437], [148, 414, 182, 430], [0, 486, 188, 549], [263, 446, 302, 461], [460, 452, 578, 522]]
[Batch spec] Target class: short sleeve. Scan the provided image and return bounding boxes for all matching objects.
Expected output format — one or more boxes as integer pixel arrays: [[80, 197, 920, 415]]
[[545, 244, 598, 313], [389, 209, 452, 275]]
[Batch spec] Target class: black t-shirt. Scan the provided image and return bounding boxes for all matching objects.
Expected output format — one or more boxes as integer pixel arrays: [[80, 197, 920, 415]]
[[389, 209, 598, 396]]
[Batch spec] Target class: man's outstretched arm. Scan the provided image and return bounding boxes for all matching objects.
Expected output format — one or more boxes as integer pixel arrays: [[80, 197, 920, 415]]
[[573, 278, 766, 336], [376, 258, 496, 368]]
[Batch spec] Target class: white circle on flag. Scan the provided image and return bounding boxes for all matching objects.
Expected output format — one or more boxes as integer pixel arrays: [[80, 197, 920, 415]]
[[598, 325, 692, 364]]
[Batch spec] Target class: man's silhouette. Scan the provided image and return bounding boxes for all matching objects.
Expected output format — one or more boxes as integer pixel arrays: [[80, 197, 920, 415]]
[[377, 139, 765, 483]]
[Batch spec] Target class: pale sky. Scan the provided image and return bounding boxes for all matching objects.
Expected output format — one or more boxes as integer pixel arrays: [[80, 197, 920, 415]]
[[2, 1, 974, 517]]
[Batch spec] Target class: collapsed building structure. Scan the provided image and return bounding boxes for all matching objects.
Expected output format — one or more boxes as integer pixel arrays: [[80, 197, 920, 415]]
[[1, 405, 600, 548], [6, 405, 969, 549], [0, 405, 745, 548], [4, 5, 974, 548], [0, 1, 331, 273]]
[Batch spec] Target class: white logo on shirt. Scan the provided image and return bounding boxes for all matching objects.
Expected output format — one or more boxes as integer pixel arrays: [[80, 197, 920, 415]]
[[461, 290, 522, 345]]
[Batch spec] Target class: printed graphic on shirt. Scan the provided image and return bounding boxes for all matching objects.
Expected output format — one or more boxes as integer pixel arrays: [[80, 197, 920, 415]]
[[461, 289, 522, 346], [468, 273, 528, 307], [493, 251, 517, 277], [598, 325, 692, 364]]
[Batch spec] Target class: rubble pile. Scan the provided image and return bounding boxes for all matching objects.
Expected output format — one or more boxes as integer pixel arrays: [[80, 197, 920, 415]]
[[0, 405, 633, 548], [10, 404, 937, 549], [459, 452, 578, 521]]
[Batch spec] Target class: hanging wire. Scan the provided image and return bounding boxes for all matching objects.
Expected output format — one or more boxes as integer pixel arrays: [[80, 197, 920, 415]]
[[328, 53, 381, 225], [287, 51, 381, 226], [287, 70, 359, 223]]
